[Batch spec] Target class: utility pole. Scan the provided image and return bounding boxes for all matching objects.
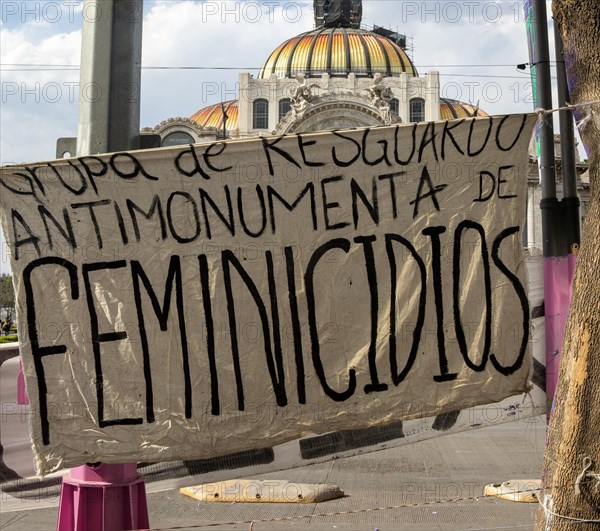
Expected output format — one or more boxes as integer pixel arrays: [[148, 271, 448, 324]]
[[532, 0, 557, 247], [526, 0, 561, 417], [553, 22, 580, 241], [57, 2, 150, 529], [77, 0, 143, 155], [528, 0, 580, 419]]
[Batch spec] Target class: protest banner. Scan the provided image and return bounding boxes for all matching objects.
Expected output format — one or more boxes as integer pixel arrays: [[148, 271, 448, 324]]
[[0, 114, 537, 475]]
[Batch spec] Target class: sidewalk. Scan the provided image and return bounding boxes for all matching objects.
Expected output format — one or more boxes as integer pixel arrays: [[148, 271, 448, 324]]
[[1, 416, 546, 531]]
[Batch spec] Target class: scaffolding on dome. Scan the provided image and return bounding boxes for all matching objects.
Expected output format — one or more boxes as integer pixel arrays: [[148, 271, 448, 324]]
[[314, 0, 362, 28]]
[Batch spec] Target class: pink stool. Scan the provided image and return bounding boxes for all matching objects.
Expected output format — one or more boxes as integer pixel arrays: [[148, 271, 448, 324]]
[[57, 463, 149, 531], [17, 360, 29, 405]]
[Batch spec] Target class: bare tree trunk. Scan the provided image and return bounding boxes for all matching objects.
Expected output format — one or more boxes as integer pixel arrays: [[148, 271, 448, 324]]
[[536, 2, 600, 528]]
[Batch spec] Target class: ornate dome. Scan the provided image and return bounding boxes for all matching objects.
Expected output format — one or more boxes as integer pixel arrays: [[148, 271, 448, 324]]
[[440, 98, 488, 119], [258, 28, 417, 79], [189, 100, 239, 132]]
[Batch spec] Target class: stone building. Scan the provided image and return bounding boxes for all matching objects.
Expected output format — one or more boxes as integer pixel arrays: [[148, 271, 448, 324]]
[[146, 0, 588, 251], [148, 0, 485, 142]]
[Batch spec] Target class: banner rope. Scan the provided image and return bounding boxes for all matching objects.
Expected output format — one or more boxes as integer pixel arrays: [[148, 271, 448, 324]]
[[145, 478, 600, 531], [534, 99, 600, 133], [534, 99, 600, 116], [539, 493, 600, 526], [574, 456, 600, 496]]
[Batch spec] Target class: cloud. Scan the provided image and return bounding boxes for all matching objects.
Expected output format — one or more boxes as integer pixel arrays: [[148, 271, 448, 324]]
[[0, 1, 315, 162], [363, 0, 538, 115], [1, 26, 81, 164], [140, 0, 313, 126]]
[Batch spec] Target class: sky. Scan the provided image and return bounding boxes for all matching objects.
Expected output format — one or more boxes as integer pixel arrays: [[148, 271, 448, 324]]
[[0, 0, 565, 274]]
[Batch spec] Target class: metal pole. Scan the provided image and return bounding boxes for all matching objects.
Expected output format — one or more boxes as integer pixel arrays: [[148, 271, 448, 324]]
[[527, 0, 561, 421], [59, 2, 150, 529], [76, 0, 113, 156], [552, 20, 580, 254], [528, 0, 579, 422], [77, 0, 142, 156], [553, 23, 579, 201], [533, 0, 556, 205]]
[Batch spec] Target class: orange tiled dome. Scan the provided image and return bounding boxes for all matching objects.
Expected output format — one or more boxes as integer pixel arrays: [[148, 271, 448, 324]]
[[189, 100, 239, 132], [439, 98, 488, 120]]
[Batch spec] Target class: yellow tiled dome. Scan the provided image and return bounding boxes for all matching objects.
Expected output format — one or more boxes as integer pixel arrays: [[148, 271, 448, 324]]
[[440, 98, 488, 119], [258, 28, 417, 79], [189, 100, 239, 132]]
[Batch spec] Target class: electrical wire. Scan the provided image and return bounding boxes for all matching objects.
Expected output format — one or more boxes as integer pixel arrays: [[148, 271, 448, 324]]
[[0, 63, 554, 80], [1, 63, 549, 68], [0, 63, 553, 75]]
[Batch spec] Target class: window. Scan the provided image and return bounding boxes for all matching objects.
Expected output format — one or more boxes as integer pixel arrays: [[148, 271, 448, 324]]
[[409, 98, 425, 122], [162, 131, 195, 147], [253, 99, 269, 129], [279, 98, 292, 121], [390, 98, 399, 115]]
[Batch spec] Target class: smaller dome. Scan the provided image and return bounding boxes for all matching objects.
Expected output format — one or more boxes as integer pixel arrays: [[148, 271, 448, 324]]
[[190, 100, 238, 132], [440, 98, 488, 120], [258, 28, 417, 79]]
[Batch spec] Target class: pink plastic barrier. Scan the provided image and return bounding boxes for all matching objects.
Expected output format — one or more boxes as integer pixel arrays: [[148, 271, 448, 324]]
[[57, 463, 149, 531], [543, 254, 577, 418], [17, 360, 29, 405]]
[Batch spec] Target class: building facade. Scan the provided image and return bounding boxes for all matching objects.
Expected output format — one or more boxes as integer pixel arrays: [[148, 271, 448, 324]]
[[146, 0, 588, 251], [150, 1, 485, 141]]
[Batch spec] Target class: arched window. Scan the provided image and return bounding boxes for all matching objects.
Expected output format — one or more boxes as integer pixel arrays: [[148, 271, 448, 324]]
[[409, 98, 425, 122], [279, 98, 292, 121], [390, 97, 399, 115], [253, 99, 269, 129], [162, 131, 195, 147]]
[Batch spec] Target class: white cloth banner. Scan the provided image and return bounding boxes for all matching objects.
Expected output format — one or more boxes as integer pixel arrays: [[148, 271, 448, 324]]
[[0, 115, 537, 475]]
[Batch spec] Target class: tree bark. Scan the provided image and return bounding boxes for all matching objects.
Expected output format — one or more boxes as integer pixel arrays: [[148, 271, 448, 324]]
[[536, 2, 600, 528]]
